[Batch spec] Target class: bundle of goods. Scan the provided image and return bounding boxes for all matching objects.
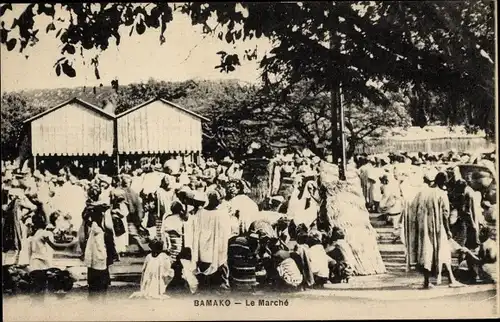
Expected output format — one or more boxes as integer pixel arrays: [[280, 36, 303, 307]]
[[318, 162, 386, 276], [5, 266, 32, 294], [46, 268, 74, 293], [52, 228, 78, 244], [49, 212, 78, 244], [3, 266, 74, 294]]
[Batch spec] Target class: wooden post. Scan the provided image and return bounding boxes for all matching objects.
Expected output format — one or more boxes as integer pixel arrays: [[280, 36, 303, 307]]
[[329, 6, 338, 165], [328, 2, 347, 180], [33, 155, 37, 172], [116, 153, 120, 175], [338, 80, 347, 181]]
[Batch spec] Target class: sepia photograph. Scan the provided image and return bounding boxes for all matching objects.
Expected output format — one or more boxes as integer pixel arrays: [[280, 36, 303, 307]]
[[0, 1, 498, 321]]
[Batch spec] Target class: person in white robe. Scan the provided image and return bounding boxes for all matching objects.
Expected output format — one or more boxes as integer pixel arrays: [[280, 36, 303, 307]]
[[226, 179, 259, 235], [379, 173, 404, 240], [130, 239, 174, 299], [287, 175, 320, 233], [196, 191, 232, 290]]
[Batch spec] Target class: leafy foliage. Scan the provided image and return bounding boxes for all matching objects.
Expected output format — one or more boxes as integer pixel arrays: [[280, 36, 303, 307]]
[[0, 93, 43, 159], [245, 81, 412, 159], [0, 2, 495, 159]]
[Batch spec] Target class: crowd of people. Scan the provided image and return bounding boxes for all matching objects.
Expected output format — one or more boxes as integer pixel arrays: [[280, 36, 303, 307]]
[[1, 147, 497, 299], [355, 149, 497, 287]]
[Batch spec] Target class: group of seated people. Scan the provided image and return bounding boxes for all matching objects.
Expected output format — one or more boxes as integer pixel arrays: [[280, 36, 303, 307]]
[[2, 153, 356, 298]]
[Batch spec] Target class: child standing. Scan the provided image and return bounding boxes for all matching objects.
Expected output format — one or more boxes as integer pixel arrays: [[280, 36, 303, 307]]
[[130, 239, 174, 299]]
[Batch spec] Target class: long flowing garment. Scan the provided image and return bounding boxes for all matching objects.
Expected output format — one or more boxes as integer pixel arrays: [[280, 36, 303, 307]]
[[2, 195, 35, 266], [318, 162, 386, 275], [400, 177, 426, 271], [130, 253, 174, 299], [196, 207, 232, 276], [414, 187, 452, 274], [286, 181, 319, 229], [454, 187, 483, 250], [358, 164, 373, 204]]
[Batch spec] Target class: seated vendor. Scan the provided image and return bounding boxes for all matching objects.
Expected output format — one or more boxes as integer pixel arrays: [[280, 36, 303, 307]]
[[459, 225, 497, 284], [307, 230, 336, 288]]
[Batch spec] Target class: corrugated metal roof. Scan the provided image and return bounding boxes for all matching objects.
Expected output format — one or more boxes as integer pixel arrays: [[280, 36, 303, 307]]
[[115, 97, 210, 122], [23, 97, 115, 123]]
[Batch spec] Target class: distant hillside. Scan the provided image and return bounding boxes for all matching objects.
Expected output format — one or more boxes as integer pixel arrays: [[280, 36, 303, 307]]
[[8, 78, 256, 115]]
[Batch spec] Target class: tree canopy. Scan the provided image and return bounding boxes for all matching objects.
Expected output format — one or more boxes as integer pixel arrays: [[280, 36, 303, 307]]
[[0, 1, 495, 157]]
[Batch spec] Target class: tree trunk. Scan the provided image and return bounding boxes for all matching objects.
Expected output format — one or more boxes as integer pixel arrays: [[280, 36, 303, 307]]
[[242, 158, 272, 204]]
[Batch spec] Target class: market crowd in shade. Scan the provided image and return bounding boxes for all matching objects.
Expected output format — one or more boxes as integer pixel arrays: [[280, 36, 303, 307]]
[[1, 147, 497, 298]]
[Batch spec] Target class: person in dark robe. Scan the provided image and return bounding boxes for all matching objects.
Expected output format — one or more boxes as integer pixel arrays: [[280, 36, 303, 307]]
[[451, 179, 482, 251], [121, 174, 148, 253]]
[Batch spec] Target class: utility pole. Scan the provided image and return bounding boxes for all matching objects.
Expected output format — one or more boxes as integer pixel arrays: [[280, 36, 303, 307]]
[[338, 27, 347, 181], [328, 2, 347, 180], [338, 59, 347, 181], [329, 2, 338, 167]]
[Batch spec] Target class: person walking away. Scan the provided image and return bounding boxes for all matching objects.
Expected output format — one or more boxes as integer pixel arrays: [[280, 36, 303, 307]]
[[162, 200, 199, 294], [379, 174, 404, 243], [414, 172, 463, 288], [130, 239, 175, 299], [400, 166, 427, 271]]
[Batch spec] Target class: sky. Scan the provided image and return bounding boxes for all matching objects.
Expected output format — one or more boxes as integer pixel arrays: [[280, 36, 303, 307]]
[[0, 4, 272, 92]]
